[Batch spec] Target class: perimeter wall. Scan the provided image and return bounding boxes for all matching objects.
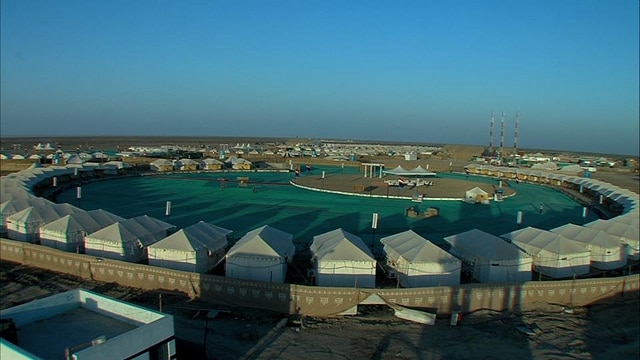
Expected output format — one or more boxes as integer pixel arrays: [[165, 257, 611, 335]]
[[1, 238, 638, 317]]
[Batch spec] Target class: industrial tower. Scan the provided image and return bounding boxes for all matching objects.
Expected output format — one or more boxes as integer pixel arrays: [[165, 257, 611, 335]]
[[489, 111, 495, 151], [513, 112, 519, 155], [500, 111, 505, 158]]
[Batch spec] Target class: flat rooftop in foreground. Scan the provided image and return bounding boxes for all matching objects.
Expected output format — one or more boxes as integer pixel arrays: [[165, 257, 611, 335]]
[[16, 307, 136, 359], [0, 289, 175, 360]]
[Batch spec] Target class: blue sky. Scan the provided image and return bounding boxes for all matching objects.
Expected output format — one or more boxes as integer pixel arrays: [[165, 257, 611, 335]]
[[1, 1, 638, 155]]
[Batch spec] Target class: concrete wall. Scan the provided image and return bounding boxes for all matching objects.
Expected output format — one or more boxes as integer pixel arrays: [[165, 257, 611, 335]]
[[2, 238, 638, 317]]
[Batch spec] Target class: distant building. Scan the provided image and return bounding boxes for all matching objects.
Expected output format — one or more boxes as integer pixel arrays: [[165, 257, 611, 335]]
[[404, 152, 417, 161]]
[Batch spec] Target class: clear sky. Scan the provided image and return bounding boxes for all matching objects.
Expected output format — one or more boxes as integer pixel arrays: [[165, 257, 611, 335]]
[[1, 1, 638, 155]]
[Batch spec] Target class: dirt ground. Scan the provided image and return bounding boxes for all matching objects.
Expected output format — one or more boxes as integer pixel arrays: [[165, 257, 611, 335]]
[[292, 173, 516, 199], [1, 261, 638, 360], [256, 300, 639, 360]]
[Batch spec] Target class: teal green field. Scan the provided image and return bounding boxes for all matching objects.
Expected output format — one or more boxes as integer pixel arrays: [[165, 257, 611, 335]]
[[56, 169, 596, 250]]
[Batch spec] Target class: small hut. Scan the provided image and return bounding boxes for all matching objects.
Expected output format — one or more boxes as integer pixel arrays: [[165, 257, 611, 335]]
[[464, 187, 490, 204]]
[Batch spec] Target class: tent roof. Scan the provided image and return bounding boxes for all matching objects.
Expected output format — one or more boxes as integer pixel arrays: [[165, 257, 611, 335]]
[[226, 225, 294, 258], [87, 216, 175, 245], [129, 215, 176, 232], [501, 227, 589, 256], [40, 211, 101, 234], [531, 162, 558, 171], [87, 222, 142, 243], [384, 165, 436, 176], [41, 209, 124, 233], [585, 219, 639, 240], [149, 221, 230, 252], [558, 164, 583, 173], [311, 228, 374, 261], [466, 187, 488, 196], [551, 223, 622, 249], [381, 230, 459, 263], [407, 166, 437, 176], [7, 203, 81, 224], [176, 158, 199, 165], [384, 165, 408, 174], [1, 197, 52, 216], [201, 158, 224, 164], [86, 209, 125, 224], [444, 228, 530, 261], [610, 214, 640, 228], [66, 154, 85, 164], [151, 159, 173, 166]]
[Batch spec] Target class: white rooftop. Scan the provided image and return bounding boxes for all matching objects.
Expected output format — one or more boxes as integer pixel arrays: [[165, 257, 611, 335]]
[[0, 289, 175, 360]]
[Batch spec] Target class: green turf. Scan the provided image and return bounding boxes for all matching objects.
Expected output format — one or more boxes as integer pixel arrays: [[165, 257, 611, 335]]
[[56, 166, 597, 250]]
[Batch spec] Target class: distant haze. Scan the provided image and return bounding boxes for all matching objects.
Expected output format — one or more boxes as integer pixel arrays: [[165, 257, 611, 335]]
[[1, 1, 638, 156]]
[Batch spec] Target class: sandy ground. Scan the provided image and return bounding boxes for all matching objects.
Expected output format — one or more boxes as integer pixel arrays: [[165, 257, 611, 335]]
[[255, 301, 640, 360], [1, 261, 638, 360]]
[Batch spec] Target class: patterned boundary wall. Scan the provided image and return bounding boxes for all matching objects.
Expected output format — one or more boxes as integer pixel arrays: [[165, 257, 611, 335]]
[[2, 238, 638, 317]]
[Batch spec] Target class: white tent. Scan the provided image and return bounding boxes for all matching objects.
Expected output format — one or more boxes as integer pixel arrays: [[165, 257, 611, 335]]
[[85, 209, 126, 226], [501, 227, 591, 279], [0, 181, 32, 198], [310, 228, 376, 288], [200, 158, 224, 170], [407, 166, 437, 176], [225, 225, 294, 283], [175, 158, 199, 171], [550, 223, 627, 270], [129, 215, 177, 240], [584, 219, 639, 260], [444, 229, 532, 284], [5, 203, 82, 242], [383, 165, 409, 175], [610, 213, 640, 229], [150, 159, 174, 172], [1, 197, 52, 234], [147, 221, 232, 273], [530, 162, 558, 171], [84, 216, 176, 262], [226, 157, 253, 170], [99, 161, 132, 175], [39, 209, 124, 253], [381, 230, 460, 287], [65, 154, 85, 165], [464, 187, 490, 204]]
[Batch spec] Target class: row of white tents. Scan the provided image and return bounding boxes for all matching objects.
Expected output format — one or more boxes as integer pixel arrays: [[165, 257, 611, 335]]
[[1, 162, 639, 288], [150, 157, 253, 172]]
